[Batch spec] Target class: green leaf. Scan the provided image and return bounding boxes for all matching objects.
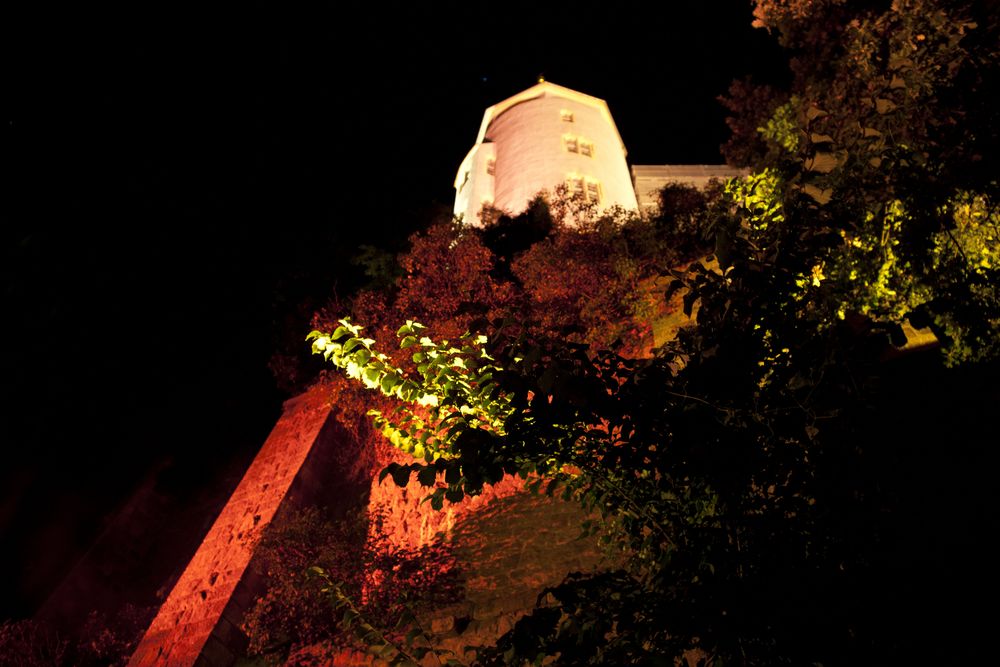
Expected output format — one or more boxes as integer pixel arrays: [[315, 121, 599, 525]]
[[363, 367, 381, 386], [417, 466, 437, 487], [805, 151, 842, 174], [805, 105, 827, 121], [875, 98, 896, 114], [430, 492, 444, 510], [343, 337, 365, 353], [381, 375, 399, 393], [444, 464, 462, 484], [802, 183, 833, 205], [377, 644, 399, 659], [391, 464, 413, 487], [683, 289, 698, 316]]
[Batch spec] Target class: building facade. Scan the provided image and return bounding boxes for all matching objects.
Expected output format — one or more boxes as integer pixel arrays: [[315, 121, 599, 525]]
[[454, 81, 746, 225], [454, 81, 639, 225], [631, 164, 748, 213]]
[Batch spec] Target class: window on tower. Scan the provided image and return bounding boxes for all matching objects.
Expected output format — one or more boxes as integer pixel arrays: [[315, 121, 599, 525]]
[[486, 157, 495, 175], [585, 179, 601, 203], [560, 109, 574, 122], [564, 134, 594, 157], [566, 175, 584, 196], [566, 175, 601, 204]]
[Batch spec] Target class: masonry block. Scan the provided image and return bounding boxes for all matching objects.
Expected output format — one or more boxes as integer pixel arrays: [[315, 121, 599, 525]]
[[128, 385, 370, 666]]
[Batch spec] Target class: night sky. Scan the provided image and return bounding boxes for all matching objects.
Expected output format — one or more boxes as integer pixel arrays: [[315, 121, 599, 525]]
[[3, 3, 786, 620]]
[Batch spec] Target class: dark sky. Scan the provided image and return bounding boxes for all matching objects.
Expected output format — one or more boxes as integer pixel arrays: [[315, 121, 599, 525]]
[[3, 3, 787, 619]]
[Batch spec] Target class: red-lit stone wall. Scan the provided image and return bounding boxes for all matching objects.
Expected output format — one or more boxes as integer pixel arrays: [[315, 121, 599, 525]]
[[425, 491, 609, 660], [130, 383, 606, 665], [128, 386, 366, 667], [367, 447, 525, 552]]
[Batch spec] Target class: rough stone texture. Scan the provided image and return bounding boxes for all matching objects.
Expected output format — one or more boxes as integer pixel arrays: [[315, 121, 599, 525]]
[[35, 419, 272, 638], [129, 386, 371, 667], [367, 447, 525, 551], [129, 382, 607, 666], [419, 491, 610, 664], [290, 490, 611, 667]]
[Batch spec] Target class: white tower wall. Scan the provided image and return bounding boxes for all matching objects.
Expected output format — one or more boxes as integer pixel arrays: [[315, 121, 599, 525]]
[[454, 82, 638, 226]]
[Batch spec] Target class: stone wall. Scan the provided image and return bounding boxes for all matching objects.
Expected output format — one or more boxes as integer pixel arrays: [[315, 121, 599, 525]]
[[130, 382, 608, 665], [425, 490, 609, 661], [129, 386, 372, 666]]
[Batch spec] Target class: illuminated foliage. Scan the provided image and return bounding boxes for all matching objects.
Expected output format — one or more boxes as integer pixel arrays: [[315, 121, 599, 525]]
[[309, 320, 515, 502], [756, 97, 800, 154], [718, 77, 787, 168], [303, 1, 1000, 664], [248, 200, 674, 663], [721, 0, 1000, 365], [511, 214, 662, 353]]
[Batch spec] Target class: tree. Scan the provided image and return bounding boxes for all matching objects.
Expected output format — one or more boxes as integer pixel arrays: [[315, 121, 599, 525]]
[[718, 77, 786, 168], [307, 1, 1000, 664], [722, 0, 1000, 362], [241, 507, 460, 664]]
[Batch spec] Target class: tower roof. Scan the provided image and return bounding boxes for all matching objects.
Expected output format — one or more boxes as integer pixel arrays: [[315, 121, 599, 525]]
[[474, 81, 628, 156]]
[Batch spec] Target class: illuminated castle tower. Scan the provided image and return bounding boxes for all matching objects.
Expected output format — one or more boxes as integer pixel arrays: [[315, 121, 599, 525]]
[[127, 82, 740, 667], [454, 80, 639, 225]]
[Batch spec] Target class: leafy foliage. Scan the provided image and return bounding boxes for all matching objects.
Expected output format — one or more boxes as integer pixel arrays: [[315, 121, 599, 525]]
[[652, 181, 727, 265], [0, 604, 154, 667], [511, 210, 672, 352], [0, 619, 67, 667], [718, 77, 787, 167], [305, 1, 1000, 664], [242, 507, 461, 663], [724, 0, 1000, 362], [314, 196, 675, 360]]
